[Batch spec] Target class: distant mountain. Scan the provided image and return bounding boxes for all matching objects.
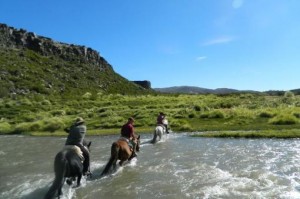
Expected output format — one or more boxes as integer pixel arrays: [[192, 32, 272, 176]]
[[291, 89, 300, 95], [154, 86, 259, 94]]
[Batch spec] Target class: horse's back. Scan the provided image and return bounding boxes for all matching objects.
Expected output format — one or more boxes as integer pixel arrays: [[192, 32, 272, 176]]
[[115, 139, 132, 160], [55, 147, 83, 177]]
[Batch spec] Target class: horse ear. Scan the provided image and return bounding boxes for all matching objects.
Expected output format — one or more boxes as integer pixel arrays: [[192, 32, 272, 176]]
[[138, 135, 140, 139], [88, 141, 92, 147]]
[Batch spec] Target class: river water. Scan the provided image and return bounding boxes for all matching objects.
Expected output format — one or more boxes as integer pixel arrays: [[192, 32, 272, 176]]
[[1, 133, 300, 199]]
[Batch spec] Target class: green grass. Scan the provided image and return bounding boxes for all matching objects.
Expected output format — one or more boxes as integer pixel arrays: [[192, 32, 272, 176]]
[[1, 93, 300, 138]]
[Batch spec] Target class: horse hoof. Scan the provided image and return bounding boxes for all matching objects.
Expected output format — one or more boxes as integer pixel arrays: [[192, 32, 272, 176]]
[[66, 179, 73, 185]]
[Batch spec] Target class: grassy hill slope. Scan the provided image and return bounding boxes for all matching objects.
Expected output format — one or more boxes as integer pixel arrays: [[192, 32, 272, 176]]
[[0, 23, 153, 98]]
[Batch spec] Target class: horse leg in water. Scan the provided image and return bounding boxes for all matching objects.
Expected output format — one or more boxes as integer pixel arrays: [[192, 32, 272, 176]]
[[101, 142, 119, 176], [152, 127, 163, 143], [76, 174, 82, 187], [151, 130, 157, 143], [119, 160, 125, 166]]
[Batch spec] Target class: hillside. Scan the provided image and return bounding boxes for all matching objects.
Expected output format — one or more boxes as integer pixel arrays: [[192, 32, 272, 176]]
[[0, 23, 153, 98]]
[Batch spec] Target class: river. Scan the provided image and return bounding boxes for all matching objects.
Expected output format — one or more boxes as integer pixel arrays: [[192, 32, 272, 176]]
[[1, 133, 300, 199]]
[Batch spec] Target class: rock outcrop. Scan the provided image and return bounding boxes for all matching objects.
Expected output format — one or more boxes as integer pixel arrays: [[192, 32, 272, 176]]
[[0, 23, 112, 71], [132, 81, 151, 89]]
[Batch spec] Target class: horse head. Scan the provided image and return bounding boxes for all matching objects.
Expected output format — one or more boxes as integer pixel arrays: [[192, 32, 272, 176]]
[[83, 140, 92, 152]]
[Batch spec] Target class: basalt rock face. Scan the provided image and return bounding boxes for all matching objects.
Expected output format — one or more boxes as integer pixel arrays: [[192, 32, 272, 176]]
[[132, 81, 151, 89], [0, 23, 154, 96], [0, 23, 111, 71]]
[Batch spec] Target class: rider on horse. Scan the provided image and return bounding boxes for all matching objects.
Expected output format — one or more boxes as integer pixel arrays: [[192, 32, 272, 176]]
[[120, 117, 138, 158], [157, 112, 169, 134], [64, 117, 91, 176]]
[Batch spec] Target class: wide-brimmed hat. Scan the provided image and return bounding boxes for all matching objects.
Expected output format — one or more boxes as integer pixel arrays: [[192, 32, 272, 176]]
[[75, 117, 85, 125]]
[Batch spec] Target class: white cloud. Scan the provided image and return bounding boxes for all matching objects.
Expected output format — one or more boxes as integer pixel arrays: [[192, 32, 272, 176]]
[[196, 56, 207, 61], [232, 0, 244, 9], [203, 36, 234, 46]]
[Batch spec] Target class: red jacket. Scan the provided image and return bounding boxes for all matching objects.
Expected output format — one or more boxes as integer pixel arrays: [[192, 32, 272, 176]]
[[157, 115, 164, 125], [121, 122, 134, 139]]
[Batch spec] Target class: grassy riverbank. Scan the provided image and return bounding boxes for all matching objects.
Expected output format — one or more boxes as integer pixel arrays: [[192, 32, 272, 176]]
[[1, 92, 300, 138], [192, 129, 300, 139]]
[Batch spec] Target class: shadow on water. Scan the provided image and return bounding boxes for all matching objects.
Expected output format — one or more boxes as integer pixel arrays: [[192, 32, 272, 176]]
[[20, 186, 50, 199]]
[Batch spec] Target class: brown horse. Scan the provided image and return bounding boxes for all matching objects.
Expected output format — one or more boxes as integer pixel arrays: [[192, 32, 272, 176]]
[[101, 135, 140, 176]]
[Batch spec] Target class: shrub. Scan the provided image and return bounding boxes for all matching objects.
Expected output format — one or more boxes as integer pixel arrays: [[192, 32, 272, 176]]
[[293, 113, 300, 118], [82, 92, 92, 99], [200, 113, 209, 118], [41, 100, 52, 105], [284, 91, 295, 98], [51, 110, 66, 116], [269, 114, 298, 125], [14, 122, 41, 134], [194, 105, 201, 111], [42, 118, 65, 132], [0, 122, 12, 134], [208, 110, 225, 119], [259, 111, 275, 118], [19, 98, 32, 106], [178, 124, 193, 131], [188, 112, 197, 118], [0, 87, 9, 98], [22, 114, 36, 122]]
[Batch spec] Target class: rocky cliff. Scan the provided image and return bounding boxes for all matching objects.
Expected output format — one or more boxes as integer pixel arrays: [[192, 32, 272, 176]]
[[0, 23, 111, 71], [0, 23, 153, 97]]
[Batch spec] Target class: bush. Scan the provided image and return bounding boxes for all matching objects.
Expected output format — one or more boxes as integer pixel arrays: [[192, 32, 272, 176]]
[[194, 105, 201, 111], [269, 114, 298, 125], [200, 113, 209, 118], [259, 111, 275, 118], [294, 113, 300, 118], [188, 112, 197, 118], [0, 87, 9, 98], [0, 122, 12, 134], [51, 110, 66, 116], [41, 100, 52, 105], [14, 122, 41, 134], [82, 92, 92, 99], [42, 118, 65, 132], [208, 110, 225, 119]]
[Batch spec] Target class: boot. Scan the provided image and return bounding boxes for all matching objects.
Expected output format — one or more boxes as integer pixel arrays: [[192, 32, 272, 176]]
[[129, 140, 137, 160], [164, 125, 169, 134]]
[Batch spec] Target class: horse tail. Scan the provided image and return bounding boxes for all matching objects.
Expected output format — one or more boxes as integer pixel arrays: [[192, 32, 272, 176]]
[[44, 152, 67, 199], [101, 142, 119, 176]]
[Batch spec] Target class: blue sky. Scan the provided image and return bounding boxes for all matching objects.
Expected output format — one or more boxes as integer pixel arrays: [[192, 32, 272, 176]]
[[0, 0, 299, 91]]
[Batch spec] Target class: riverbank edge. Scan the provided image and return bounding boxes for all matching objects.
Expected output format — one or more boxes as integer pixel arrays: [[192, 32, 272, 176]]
[[2, 128, 300, 139], [192, 129, 300, 138]]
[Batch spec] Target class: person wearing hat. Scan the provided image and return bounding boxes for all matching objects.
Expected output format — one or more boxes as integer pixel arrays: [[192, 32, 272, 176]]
[[120, 117, 138, 158], [65, 117, 91, 176], [156, 112, 169, 134]]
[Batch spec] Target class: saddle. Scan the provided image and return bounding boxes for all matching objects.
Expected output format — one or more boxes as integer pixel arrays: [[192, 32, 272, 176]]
[[63, 145, 84, 162], [119, 136, 134, 149]]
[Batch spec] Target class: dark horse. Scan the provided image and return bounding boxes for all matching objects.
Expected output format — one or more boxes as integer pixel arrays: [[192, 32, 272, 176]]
[[101, 135, 140, 176], [44, 141, 91, 199]]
